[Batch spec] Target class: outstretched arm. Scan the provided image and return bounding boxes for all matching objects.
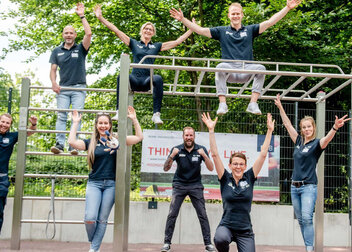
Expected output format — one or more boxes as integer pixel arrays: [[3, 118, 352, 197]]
[[94, 4, 130, 46], [126, 106, 143, 145], [170, 8, 211, 38], [274, 93, 298, 143], [259, 0, 301, 34], [252, 113, 275, 177], [201, 112, 225, 179], [76, 3, 92, 50], [320, 115, 351, 149], [161, 18, 196, 51], [68, 111, 86, 150]]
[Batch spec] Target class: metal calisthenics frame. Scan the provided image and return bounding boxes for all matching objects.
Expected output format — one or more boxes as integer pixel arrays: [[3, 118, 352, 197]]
[[10, 54, 352, 252]]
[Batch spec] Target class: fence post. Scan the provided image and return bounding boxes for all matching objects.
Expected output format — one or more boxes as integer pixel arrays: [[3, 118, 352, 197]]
[[315, 91, 326, 252], [10, 78, 30, 250], [113, 54, 131, 252], [7, 87, 13, 114]]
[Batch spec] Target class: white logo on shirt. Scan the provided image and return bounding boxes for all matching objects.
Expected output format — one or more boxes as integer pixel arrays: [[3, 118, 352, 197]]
[[2, 138, 9, 144], [58, 53, 64, 56], [239, 181, 249, 189], [179, 154, 186, 157], [240, 32, 247, 37], [149, 44, 156, 49], [228, 182, 235, 190], [71, 52, 78, 58], [192, 156, 199, 162], [137, 45, 143, 49], [225, 31, 233, 36]]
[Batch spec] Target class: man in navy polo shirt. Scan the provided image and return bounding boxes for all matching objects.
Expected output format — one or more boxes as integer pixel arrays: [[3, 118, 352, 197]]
[[49, 2, 92, 154], [0, 113, 37, 233], [170, 0, 301, 115], [161, 127, 215, 252]]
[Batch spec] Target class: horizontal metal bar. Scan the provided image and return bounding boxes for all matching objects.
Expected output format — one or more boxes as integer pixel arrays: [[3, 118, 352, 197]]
[[21, 219, 113, 224], [24, 174, 88, 179], [318, 79, 352, 102], [25, 151, 87, 157], [30, 86, 116, 92], [138, 55, 344, 73], [130, 64, 352, 79], [28, 107, 116, 114], [27, 129, 91, 134], [23, 196, 85, 201]]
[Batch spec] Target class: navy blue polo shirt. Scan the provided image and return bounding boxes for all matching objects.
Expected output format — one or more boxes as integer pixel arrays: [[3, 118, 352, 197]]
[[129, 38, 162, 77], [210, 24, 260, 60], [84, 139, 116, 180], [219, 168, 256, 232], [169, 143, 209, 187], [292, 136, 324, 184], [0, 131, 18, 174], [49, 42, 89, 86]]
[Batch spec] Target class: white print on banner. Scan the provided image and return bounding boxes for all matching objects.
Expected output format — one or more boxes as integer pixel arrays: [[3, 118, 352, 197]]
[[141, 129, 274, 177]]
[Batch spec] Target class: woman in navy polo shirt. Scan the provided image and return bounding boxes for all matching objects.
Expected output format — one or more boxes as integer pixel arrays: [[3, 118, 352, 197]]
[[68, 107, 143, 252], [274, 94, 350, 251], [94, 4, 194, 125], [202, 112, 275, 252]]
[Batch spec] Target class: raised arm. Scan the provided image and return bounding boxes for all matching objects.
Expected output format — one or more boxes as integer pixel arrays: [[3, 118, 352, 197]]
[[201, 112, 224, 179], [76, 3, 92, 50], [94, 4, 130, 46], [164, 147, 179, 172], [27, 115, 37, 136], [319, 115, 351, 149], [68, 110, 86, 150], [274, 93, 298, 143], [160, 18, 195, 51], [126, 106, 143, 145], [259, 0, 301, 34], [170, 8, 211, 38], [252, 113, 275, 177]]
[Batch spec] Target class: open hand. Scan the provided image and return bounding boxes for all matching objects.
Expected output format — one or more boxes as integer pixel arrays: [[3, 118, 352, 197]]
[[201, 112, 218, 132], [170, 8, 184, 21]]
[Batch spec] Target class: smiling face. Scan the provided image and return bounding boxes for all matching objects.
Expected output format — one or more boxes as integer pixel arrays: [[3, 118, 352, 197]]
[[0, 114, 12, 134], [300, 117, 316, 140], [228, 4, 244, 29], [229, 156, 247, 180], [140, 22, 156, 41], [95, 115, 111, 138], [183, 128, 195, 149], [62, 26, 77, 46]]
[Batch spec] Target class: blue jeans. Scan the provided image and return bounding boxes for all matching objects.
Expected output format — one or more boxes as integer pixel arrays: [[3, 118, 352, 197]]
[[55, 84, 86, 145], [85, 179, 115, 251], [291, 184, 317, 251]]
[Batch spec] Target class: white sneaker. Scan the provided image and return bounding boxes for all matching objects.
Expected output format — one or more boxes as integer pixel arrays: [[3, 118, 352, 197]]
[[152, 112, 163, 124], [216, 102, 228, 115], [111, 110, 119, 121], [246, 102, 262, 115]]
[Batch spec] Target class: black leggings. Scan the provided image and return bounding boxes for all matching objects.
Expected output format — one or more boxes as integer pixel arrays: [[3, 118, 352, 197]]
[[116, 74, 163, 113], [214, 225, 255, 252]]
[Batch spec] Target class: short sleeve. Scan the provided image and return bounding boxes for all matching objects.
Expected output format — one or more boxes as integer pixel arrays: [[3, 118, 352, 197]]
[[155, 42, 162, 53], [210, 27, 221, 40], [49, 49, 58, 64], [129, 37, 137, 50], [249, 24, 260, 38], [79, 43, 89, 55], [83, 139, 91, 151], [246, 168, 257, 185]]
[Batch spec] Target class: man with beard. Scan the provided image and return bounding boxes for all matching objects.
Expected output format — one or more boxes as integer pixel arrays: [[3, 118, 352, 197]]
[[49, 2, 92, 154], [0, 113, 37, 233], [161, 127, 215, 252]]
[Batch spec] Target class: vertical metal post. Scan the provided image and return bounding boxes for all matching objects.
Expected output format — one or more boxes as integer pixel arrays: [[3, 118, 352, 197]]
[[10, 78, 31, 250], [113, 54, 130, 252], [315, 91, 326, 252], [123, 93, 133, 251], [294, 102, 299, 130], [7, 87, 13, 114]]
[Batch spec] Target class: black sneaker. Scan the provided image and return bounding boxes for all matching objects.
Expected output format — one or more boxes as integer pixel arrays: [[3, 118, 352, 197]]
[[161, 243, 170, 252], [50, 143, 64, 154], [205, 244, 216, 252]]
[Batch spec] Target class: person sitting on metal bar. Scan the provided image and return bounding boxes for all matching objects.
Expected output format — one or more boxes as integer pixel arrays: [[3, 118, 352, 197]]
[[94, 4, 195, 125], [161, 127, 215, 252], [49, 3, 92, 155], [0, 113, 37, 234], [170, 0, 301, 116], [274, 94, 350, 252], [68, 107, 143, 252], [202, 112, 274, 252]]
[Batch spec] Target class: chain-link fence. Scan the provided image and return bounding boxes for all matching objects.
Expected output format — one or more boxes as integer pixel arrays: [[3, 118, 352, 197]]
[[6, 89, 351, 213]]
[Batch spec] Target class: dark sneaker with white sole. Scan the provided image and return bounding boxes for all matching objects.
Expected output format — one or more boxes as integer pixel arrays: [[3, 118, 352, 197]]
[[161, 243, 170, 252]]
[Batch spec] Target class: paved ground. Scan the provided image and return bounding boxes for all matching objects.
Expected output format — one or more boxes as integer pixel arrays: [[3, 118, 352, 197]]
[[0, 240, 350, 252]]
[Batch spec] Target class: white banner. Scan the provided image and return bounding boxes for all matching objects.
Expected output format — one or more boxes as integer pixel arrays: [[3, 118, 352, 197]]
[[141, 129, 271, 177]]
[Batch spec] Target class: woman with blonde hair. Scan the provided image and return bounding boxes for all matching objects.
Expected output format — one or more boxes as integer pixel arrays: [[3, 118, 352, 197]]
[[68, 106, 143, 252], [274, 93, 350, 251], [94, 5, 195, 124]]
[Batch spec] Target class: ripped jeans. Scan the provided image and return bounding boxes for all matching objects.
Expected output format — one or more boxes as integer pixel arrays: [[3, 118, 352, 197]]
[[85, 179, 115, 251]]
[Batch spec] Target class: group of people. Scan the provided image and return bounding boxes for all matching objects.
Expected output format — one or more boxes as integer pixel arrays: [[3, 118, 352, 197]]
[[0, 1, 350, 252]]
